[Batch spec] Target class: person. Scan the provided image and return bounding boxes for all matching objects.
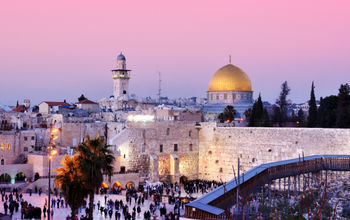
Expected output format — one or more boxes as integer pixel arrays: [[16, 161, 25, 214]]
[[137, 206, 141, 216], [4, 202, 8, 215], [43, 206, 47, 218], [109, 208, 113, 218], [29, 189, 32, 197]]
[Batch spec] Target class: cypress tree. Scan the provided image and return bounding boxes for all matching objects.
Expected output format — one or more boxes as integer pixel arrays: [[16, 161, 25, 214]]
[[249, 94, 270, 127], [307, 81, 317, 127]]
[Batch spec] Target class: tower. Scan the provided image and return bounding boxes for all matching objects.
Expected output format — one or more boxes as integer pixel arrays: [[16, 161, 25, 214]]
[[112, 53, 131, 101]]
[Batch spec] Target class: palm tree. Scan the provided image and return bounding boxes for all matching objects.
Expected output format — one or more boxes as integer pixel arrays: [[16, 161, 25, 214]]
[[55, 155, 88, 220], [76, 136, 115, 219]]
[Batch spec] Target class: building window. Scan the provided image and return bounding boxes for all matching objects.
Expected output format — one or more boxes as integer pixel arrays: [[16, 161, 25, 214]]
[[31, 136, 35, 140], [24, 147, 28, 152], [160, 144, 163, 153], [174, 144, 178, 152], [1, 159, 3, 165], [211, 94, 213, 100], [0, 144, 4, 151], [24, 137, 27, 141], [233, 94, 236, 99], [189, 144, 193, 151], [224, 93, 227, 100], [141, 144, 145, 153], [189, 130, 192, 137], [166, 128, 170, 136], [7, 144, 10, 150], [216, 95, 219, 100], [142, 130, 146, 138]]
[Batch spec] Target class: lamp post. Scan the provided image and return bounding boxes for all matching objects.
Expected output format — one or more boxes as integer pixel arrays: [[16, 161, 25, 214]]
[[47, 127, 59, 220], [48, 149, 57, 220]]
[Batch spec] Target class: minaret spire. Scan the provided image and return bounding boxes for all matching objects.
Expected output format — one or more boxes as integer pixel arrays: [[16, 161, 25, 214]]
[[229, 55, 231, 64]]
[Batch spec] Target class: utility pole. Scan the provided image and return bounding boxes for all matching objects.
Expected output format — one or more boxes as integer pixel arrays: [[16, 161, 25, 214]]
[[157, 71, 162, 103], [237, 158, 240, 216]]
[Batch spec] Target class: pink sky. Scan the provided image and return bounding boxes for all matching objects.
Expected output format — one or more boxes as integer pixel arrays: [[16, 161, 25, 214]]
[[0, 0, 349, 105]]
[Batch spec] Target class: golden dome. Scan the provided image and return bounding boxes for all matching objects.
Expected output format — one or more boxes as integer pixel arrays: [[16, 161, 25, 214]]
[[208, 64, 252, 92]]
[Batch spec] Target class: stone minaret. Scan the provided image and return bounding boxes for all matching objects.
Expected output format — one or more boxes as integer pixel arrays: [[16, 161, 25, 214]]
[[112, 53, 131, 101]]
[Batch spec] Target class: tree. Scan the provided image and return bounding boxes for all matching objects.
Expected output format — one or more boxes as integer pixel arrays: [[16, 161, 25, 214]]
[[78, 94, 87, 102], [275, 81, 291, 126], [76, 136, 115, 219], [248, 94, 270, 127], [244, 108, 252, 123], [55, 155, 88, 220], [317, 96, 338, 128], [218, 105, 236, 123], [307, 82, 318, 127], [32, 105, 39, 113], [272, 105, 282, 126], [336, 84, 350, 128]]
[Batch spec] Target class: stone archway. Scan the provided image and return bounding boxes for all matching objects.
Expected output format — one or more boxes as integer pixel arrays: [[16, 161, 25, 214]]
[[180, 176, 188, 184], [34, 172, 40, 181], [15, 172, 26, 182], [0, 173, 11, 183], [100, 182, 109, 194], [112, 182, 122, 194], [101, 182, 109, 188], [126, 181, 135, 189]]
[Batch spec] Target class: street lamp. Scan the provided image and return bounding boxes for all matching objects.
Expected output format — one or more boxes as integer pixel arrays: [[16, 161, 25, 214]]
[[48, 128, 59, 220]]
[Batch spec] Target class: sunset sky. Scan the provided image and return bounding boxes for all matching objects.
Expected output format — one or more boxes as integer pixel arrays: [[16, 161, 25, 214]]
[[1, 0, 349, 105]]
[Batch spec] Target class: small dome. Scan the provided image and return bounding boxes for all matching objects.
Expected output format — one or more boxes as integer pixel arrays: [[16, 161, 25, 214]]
[[117, 53, 126, 60], [208, 64, 252, 92]]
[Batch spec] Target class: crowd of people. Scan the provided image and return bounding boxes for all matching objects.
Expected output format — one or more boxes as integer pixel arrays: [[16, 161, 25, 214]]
[[0, 179, 222, 219], [183, 179, 223, 196], [1, 188, 43, 219]]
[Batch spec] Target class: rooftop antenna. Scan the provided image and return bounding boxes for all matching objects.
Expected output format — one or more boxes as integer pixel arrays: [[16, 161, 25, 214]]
[[157, 71, 162, 103], [229, 55, 231, 64]]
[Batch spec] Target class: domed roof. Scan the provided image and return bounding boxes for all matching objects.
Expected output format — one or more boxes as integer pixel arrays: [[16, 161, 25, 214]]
[[117, 53, 126, 60], [208, 64, 252, 92]]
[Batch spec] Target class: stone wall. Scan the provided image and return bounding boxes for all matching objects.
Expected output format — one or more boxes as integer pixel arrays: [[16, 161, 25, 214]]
[[110, 121, 199, 183], [60, 123, 107, 147], [198, 122, 350, 182]]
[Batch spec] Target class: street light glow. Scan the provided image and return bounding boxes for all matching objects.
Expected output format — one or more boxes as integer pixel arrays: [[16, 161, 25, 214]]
[[51, 128, 59, 133], [51, 149, 58, 156]]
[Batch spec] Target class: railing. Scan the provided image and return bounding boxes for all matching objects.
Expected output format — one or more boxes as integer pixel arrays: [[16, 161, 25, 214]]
[[185, 155, 350, 219]]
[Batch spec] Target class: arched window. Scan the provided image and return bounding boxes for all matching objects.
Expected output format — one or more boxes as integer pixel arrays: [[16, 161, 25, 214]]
[[0, 159, 4, 165], [6, 144, 10, 151], [0, 144, 4, 151], [166, 128, 170, 136], [189, 130, 192, 137]]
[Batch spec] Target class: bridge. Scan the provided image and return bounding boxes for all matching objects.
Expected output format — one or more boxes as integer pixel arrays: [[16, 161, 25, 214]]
[[185, 155, 350, 219]]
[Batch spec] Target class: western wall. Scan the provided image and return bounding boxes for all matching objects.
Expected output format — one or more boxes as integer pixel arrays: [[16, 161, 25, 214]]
[[198, 122, 350, 182]]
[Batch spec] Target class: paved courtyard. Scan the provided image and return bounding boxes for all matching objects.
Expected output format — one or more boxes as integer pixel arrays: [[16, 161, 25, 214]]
[[0, 191, 191, 220]]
